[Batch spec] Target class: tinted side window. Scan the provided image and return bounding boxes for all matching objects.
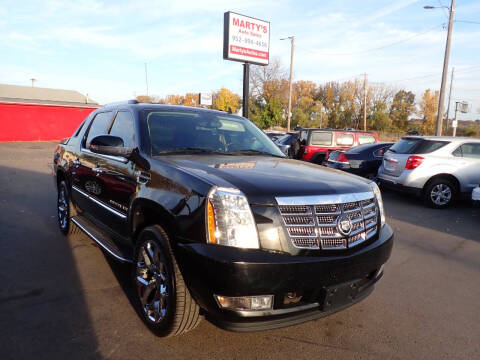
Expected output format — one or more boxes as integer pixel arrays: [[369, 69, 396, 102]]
[[374, 146, 391, 157], [310, 131, 332, 146], [84, 112, 113, 148], [358, 135, 376, 144], [299, 130, 308, 144], [415, 140, 449, 154], [389, 139, 420, 154], [73, 120, 86, 137], [109, 111, 135, 147], [336, 133, 354, 146], [453, 143, 480, 159]]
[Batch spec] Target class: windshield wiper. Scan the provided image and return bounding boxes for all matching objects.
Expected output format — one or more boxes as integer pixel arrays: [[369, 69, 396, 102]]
[[156, 147, 228, 155], [228, 149, 285, 158]]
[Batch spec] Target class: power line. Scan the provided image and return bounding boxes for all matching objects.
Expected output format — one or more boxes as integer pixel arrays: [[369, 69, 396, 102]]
[[455, 20, 480, 25], [296, 23, 444, 57], [437, 0, 450, 20]]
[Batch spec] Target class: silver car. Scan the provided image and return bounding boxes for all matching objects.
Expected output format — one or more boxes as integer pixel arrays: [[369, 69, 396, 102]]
[[377, 136, 480, 208]]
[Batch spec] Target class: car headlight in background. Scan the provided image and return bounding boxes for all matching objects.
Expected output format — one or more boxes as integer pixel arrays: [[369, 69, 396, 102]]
[[369, 181, 386, 227], [206, 186, 259, 249]]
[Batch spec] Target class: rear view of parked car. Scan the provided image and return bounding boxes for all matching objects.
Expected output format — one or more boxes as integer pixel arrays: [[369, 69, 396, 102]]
[[324, 142, 393, 179], [298, 129, 378, 164], [377, 136, 480, 208]]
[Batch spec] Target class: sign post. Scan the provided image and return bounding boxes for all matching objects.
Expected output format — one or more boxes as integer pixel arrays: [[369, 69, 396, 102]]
[[223, 11, 270, 118]]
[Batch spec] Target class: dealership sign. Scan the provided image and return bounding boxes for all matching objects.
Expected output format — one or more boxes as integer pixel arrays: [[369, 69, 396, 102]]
[[198, 93, 212, 106], [223, 12, 270, 66]]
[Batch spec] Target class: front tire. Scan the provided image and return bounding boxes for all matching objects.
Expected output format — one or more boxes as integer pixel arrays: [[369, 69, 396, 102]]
[[132, 225, 201, 337], [424, 178, 456, 209], [57, 180, 79, 235]]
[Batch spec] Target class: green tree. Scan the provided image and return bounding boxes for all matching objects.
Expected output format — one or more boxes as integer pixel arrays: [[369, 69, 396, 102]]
[[370, 101, 390, 131], [390, 90, 415, 131]]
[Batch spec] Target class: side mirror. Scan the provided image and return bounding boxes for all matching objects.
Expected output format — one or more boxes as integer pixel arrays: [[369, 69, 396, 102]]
[[89, 135, 150, 170], [89, 135, 133, 157]]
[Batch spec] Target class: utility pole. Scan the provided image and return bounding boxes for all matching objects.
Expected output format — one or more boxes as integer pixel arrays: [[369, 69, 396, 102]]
[[435, 0, 455, 136], [445, 67, 454, 132], [144, 62, 149, 96], [30, 78, 37, 87], [363, 73, 367, 131], [281, 36, 295, 132], [242, 63, 249, 118]]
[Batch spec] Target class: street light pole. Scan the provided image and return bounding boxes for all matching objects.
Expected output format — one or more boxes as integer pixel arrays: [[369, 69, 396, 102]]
[[425, 0, 455, 136], [281, 36, 295, 132]]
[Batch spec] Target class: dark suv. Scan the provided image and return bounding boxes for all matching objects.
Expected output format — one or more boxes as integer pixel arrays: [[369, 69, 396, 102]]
[[53, 101, 393, 337]]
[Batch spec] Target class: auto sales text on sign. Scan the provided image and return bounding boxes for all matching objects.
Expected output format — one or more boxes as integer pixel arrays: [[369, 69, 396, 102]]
[[223, 12, 270, 66]]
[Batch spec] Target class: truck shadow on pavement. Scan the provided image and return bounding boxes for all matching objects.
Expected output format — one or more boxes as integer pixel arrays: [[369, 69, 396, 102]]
[[381, 188, 479, 243], [0, 165, 102, 360]]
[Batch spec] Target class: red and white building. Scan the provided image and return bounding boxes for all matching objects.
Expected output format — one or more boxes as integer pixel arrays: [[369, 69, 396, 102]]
[[0, 84, 100, 141]]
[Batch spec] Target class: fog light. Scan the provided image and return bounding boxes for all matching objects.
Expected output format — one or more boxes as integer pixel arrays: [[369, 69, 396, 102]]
[[215, 295, 273, 311], [283, 292, 303, 305]]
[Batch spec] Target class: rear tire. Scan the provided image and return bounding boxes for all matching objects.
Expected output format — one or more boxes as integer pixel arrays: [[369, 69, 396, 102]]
[[57, 180, 80, 236], [132, 225, 201, 337], [423, 178, 456, 209]]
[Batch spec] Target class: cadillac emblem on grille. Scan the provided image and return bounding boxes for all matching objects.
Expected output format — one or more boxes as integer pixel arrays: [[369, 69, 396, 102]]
[[276, 192, 379, 250], [337, 215, 352, 236]]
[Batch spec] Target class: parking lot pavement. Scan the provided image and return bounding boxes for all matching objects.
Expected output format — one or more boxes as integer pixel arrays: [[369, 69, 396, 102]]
[[0, 141, 479, 360]]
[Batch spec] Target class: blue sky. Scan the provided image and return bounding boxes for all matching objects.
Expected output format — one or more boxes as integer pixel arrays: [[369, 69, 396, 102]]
[[1, 0, 479, 120]]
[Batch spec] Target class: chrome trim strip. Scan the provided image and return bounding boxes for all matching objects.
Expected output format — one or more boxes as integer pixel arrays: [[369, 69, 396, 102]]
[[81, 148, 128, 164], [72, 185, 127, 219], [71, 218, 132, 263], [215, 300, 320, 317], [72, 185, 90, 199], [276, 192, 374, 206]]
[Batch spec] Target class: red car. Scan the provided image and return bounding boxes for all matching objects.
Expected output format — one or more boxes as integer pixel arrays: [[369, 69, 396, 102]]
[[298, 129, 379, 164]]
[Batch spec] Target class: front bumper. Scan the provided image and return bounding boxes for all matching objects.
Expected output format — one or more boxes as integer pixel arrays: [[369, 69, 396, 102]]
[[175, 224, 394, 332]]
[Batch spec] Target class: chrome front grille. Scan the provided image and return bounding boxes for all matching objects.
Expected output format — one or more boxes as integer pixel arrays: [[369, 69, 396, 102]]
[[277, 193, 379, 250]]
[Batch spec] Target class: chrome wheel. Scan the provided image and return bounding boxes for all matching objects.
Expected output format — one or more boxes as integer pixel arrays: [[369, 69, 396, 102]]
[[430, 184, 452, 206], [58, 186, 68, 230], [136, 240, 169, 323]]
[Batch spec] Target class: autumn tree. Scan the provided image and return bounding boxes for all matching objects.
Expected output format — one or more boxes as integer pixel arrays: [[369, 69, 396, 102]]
[[136, 95, 157, 103], [183, 93, 199, 107], [390, 90, 415, 131], [214, 88, 241, 113], [164, 94, 184, 105], [418, 89, 439, 135], [249, 58, 289, 128]]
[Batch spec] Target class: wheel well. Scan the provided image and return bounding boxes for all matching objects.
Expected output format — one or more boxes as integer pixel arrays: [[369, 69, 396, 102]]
[[310, 152, 326, 164], [423, 174, 460, 195], [131, 200, 176, 243]]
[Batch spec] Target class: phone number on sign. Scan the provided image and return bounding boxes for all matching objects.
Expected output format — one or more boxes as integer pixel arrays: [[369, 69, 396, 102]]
[[231, 36, 267, 48]]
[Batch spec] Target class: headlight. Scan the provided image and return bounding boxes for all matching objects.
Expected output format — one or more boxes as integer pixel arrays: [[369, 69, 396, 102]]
[[369, 181, 386, 227], [206, 186, 259, 249]]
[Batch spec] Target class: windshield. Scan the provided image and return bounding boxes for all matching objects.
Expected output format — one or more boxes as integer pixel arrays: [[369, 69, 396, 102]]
[[145, 109, 285, 157]]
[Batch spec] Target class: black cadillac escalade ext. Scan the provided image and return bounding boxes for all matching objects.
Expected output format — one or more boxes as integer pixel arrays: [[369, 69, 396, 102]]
[[53, 100, 393, 337]]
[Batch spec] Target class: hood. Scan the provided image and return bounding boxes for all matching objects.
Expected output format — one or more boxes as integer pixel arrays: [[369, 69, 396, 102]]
[[156, 155, 373, 204]]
